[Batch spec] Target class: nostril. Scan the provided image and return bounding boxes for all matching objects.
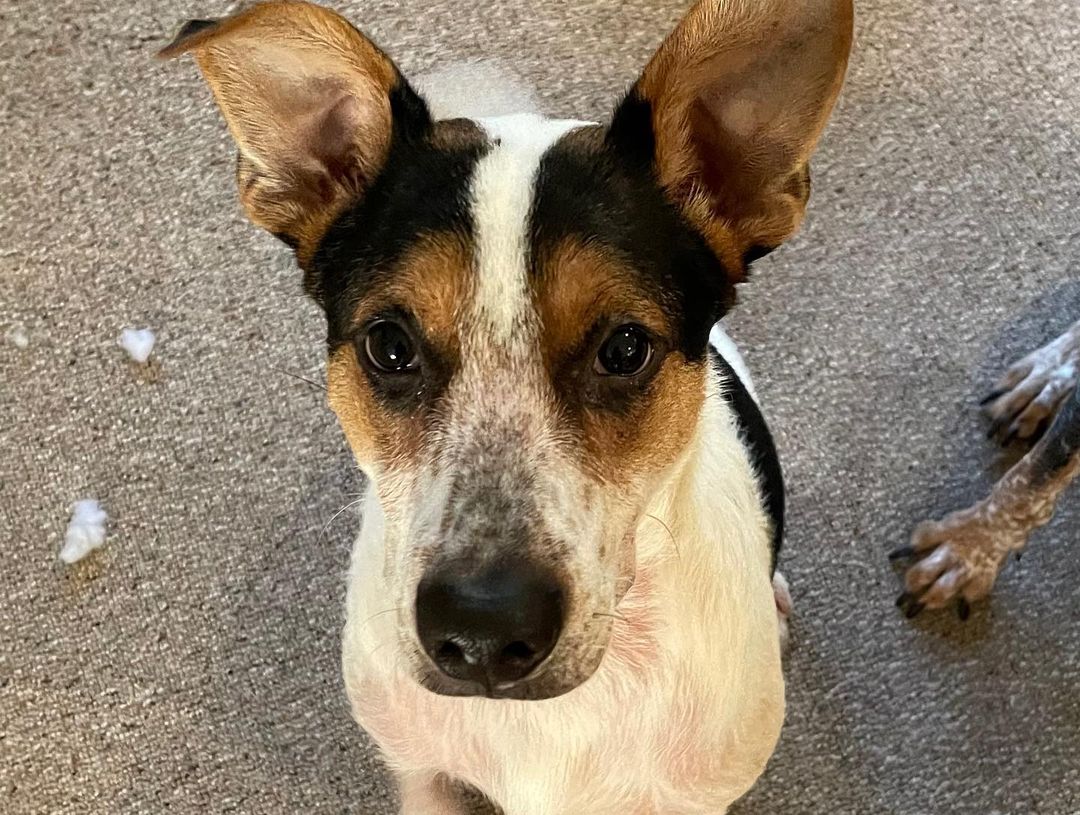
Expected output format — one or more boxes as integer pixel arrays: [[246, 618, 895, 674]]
[[435, 640, 467, 666], [499, 640, 537, 665], [429, 638, 484, 682]]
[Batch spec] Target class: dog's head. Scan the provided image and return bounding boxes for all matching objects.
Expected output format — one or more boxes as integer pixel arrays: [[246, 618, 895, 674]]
[[161, 0, 851, 700]]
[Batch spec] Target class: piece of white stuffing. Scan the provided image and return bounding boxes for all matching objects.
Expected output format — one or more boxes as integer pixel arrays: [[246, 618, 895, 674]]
[[60, 500, 108, 564], [6, 324, 29, 348], [119, 327, 155, 364]]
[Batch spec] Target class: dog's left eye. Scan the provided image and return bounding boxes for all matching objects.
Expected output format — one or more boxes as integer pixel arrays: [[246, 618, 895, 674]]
[[363, 320, 420, 373], [595, 325, 653, 377]]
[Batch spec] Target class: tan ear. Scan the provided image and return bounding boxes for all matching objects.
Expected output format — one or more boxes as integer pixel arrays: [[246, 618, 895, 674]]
[[611, 0, 853, 271], [158, 1, 422, 252]]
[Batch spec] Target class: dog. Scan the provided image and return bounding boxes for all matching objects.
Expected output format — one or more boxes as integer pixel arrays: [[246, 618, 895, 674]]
[[159, 1, 852, 811], [894, 321, 1080, 619]]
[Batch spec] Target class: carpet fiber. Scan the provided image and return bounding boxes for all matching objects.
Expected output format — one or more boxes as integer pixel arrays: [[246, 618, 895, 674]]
[[3, 0, 1079, 812]]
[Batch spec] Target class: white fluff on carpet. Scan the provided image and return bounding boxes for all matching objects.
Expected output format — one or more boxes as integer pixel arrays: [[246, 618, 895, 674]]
[[119, 327, 155, 363], [6, 324, 29, 348], [60, 500, 108, 564]]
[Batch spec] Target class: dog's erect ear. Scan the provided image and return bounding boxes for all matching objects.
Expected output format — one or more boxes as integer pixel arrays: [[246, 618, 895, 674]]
[[609, 0, 853, 273], [158, 1, 427, 253]]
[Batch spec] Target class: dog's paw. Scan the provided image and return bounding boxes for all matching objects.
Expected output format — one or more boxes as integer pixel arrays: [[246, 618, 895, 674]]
[[773, 571, 792, 653], [889, 502, 1029, 618], [982, 326, 1080, 445]]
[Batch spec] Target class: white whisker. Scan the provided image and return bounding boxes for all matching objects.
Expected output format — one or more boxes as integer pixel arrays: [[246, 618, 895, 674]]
[[644, 513, 681, 558], [320, 497, 365, 540]]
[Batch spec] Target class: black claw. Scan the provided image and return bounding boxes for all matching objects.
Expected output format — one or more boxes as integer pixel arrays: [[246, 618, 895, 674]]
[[956, 598, 971, 621], [895, 591, 913, 608], [1032, 422, 1050, 443], [1015, 551, 1023, 562], [904, 600, 925, 619], [986, 418, 1006, 440], [979, 389, 1007, 406], [1002, 426, 1019, 446], [889, 546, 916, 561]]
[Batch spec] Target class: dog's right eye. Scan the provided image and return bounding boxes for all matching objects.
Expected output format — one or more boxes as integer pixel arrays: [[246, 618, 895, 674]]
[[363, 320, 419, 373], [595, 325, 653, 377]]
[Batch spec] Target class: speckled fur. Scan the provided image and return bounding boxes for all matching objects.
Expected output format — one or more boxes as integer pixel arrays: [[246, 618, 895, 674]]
[[900, 320, 1080, 610]]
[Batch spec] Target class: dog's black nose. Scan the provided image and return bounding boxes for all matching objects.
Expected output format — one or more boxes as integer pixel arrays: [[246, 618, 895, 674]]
[[415, 563, 564, 690]]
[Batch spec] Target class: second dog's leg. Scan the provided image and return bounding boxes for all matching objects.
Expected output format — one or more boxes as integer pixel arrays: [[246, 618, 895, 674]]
[[894, 379, 1080, 616], [982, 319, 1080, 443]]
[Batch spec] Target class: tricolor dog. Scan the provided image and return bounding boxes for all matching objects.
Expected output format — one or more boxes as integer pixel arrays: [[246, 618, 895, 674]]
[[160, 1, 852, 811]]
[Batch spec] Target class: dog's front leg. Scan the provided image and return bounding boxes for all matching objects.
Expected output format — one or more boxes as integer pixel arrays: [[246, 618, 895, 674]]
[[398, 771, 480, 815], [893, 377, 1080, 616]]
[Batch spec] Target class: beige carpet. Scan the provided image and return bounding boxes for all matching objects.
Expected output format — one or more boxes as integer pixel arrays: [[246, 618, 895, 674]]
[[3, 0, 1080, 812]]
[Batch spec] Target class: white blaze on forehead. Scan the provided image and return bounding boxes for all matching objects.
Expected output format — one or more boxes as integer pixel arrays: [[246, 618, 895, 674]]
[[469, 114, 594, 344]]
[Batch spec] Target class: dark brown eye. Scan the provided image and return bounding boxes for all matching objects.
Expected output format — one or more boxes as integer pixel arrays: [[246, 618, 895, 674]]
[[363, 320, 419, 373], [595, 325, 652, 377]]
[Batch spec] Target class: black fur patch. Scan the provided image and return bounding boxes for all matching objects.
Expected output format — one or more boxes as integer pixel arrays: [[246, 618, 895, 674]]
[[529, 125, 735, 364], [311, 82, 489, 347], [158, 18, 219, 56], [711, 350, 785, 572], [177, 18, 218, 39], [742, 244, 778, 266], [605, 89, 656, 171]]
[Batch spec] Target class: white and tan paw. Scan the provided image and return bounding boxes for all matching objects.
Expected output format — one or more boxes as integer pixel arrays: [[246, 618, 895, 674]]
[[890, 502, 1029, 619], [982, 325, 1080, 444]]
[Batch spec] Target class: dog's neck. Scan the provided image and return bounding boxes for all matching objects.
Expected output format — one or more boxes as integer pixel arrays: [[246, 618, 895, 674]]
[[609, 368, 776, 678], [635, 369, 772, 578]]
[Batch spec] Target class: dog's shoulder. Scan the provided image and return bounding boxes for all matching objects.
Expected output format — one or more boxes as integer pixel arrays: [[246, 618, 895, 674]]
[[708, 327, 785, 570]]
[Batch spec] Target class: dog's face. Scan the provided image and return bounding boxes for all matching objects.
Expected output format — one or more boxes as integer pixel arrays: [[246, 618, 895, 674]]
[[319, 116, 734, 699], [162, 0, 851, 700]]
